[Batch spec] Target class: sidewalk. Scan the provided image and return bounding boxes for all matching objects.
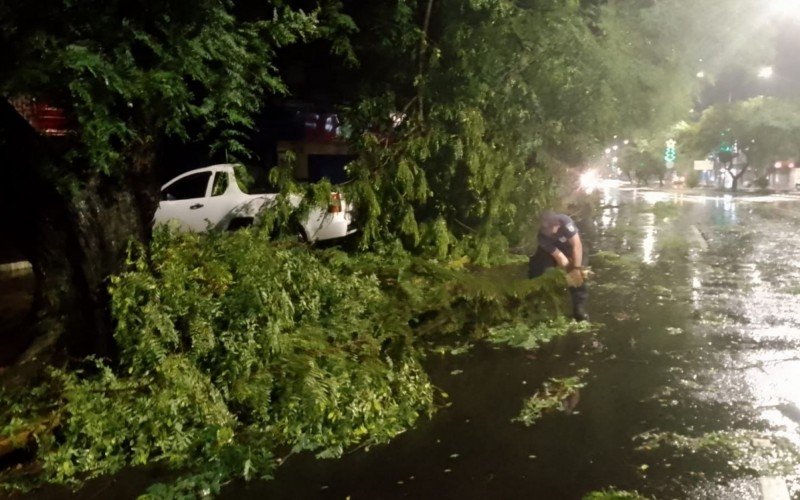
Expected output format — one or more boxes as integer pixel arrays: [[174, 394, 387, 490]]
[[0, 260, 32, 277], [626, 183, 800, 199], [0, 266, 35, 367]]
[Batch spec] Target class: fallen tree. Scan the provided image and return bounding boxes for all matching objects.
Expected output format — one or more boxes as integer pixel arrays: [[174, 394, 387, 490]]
[[0, 228, 567, 496]]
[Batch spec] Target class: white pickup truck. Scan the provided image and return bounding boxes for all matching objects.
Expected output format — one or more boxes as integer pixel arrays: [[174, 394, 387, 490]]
[[153, 164, 356, 242]]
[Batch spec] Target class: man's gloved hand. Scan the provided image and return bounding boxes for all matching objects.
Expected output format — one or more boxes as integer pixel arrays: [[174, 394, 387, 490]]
[[566, 267, 585, 288]]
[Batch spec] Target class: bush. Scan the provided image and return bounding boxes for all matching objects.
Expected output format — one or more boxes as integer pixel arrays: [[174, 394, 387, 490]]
[[752, 177, 769, 189], [686, 171, 701, 188]]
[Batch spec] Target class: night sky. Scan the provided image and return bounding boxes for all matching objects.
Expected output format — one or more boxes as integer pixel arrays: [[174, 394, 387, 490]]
[[698, 13, 800, 108]]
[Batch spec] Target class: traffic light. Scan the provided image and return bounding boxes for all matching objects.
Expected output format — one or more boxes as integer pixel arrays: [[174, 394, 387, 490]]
[[664, 139, 677, 163], [719, 134, 734, 163]]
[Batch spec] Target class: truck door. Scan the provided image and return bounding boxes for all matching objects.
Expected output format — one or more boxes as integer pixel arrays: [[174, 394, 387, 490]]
[[155, 171, 214, 231], [202, 171, 240, 228]]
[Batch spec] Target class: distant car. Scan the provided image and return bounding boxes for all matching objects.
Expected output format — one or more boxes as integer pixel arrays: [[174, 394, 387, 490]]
[[153, 164, 356, 242]]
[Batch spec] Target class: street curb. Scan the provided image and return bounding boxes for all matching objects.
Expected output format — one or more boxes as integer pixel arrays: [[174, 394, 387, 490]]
[[688, 225, 709, 251], [0, 261, 33, 277], [759, 477, 790, 500]]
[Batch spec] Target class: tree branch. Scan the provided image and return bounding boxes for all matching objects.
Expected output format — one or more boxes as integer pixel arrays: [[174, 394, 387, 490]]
[[417, 0, 435, 121]]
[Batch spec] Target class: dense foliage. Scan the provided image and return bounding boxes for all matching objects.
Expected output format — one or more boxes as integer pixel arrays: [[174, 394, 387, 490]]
[[1, 228, 566, 495], [342, 0, 626, 260], [0, 0, 342, 175], [324, 0, 771, 259], [617, 147, 665, 186]]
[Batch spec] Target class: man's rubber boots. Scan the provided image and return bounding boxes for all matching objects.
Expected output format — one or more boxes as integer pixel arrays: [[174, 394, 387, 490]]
[[570, 285, 589, 322], [573, 303, 589, 322]]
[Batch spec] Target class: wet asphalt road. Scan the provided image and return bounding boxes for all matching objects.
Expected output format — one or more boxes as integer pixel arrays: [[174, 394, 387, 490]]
[[221, 189, 800, 500]]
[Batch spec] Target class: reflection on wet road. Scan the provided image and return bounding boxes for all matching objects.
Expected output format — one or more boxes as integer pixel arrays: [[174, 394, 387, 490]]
[[223, 188, 800, 499]]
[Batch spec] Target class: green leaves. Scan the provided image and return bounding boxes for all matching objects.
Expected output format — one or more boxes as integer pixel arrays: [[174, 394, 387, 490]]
[[1, 0, 327, 177], [340, 0, 676, 262], [514, 369, 589, 427], [1, 229, 441, 495], [488, 316, 598, 351], [1, 225, 568, 495]]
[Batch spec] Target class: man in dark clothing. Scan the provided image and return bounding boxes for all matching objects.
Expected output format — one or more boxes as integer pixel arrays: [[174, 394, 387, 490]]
[[529, 211, 589, 321]]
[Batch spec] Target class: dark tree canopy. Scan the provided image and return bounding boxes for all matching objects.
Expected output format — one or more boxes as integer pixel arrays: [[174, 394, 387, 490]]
[[0, 0, 332, 176], [0, 0, 343, 357]]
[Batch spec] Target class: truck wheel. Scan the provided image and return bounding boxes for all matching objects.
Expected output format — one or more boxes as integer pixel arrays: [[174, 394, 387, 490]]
[[297, 224, 309, 243], [227, 218, 253, 231]]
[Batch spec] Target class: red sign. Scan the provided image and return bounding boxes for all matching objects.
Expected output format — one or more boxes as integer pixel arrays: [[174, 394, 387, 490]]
[[7, 96, 71, 136]]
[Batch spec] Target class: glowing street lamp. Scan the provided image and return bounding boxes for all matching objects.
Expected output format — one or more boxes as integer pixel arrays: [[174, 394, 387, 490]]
[[696, 71, 706, 78], [770, 0, 800, 17], [758, 66, 774, 79]]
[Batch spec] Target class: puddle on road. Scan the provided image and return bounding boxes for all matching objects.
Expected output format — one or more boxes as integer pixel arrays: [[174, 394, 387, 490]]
[[73, 189, 788, 500]]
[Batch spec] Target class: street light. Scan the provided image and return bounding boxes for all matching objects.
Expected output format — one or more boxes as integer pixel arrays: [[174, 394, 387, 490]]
[[770, 0, 800, 18], [758, 66, 774, 79]]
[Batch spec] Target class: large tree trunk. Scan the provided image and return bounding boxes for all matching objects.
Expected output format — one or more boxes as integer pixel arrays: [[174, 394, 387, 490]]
[[729, 169, 739, 192], [32, 167, 158, 359], [418, 0, 434, 118], [732, 162, 749, 194], [0, 101, 159, 369]]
